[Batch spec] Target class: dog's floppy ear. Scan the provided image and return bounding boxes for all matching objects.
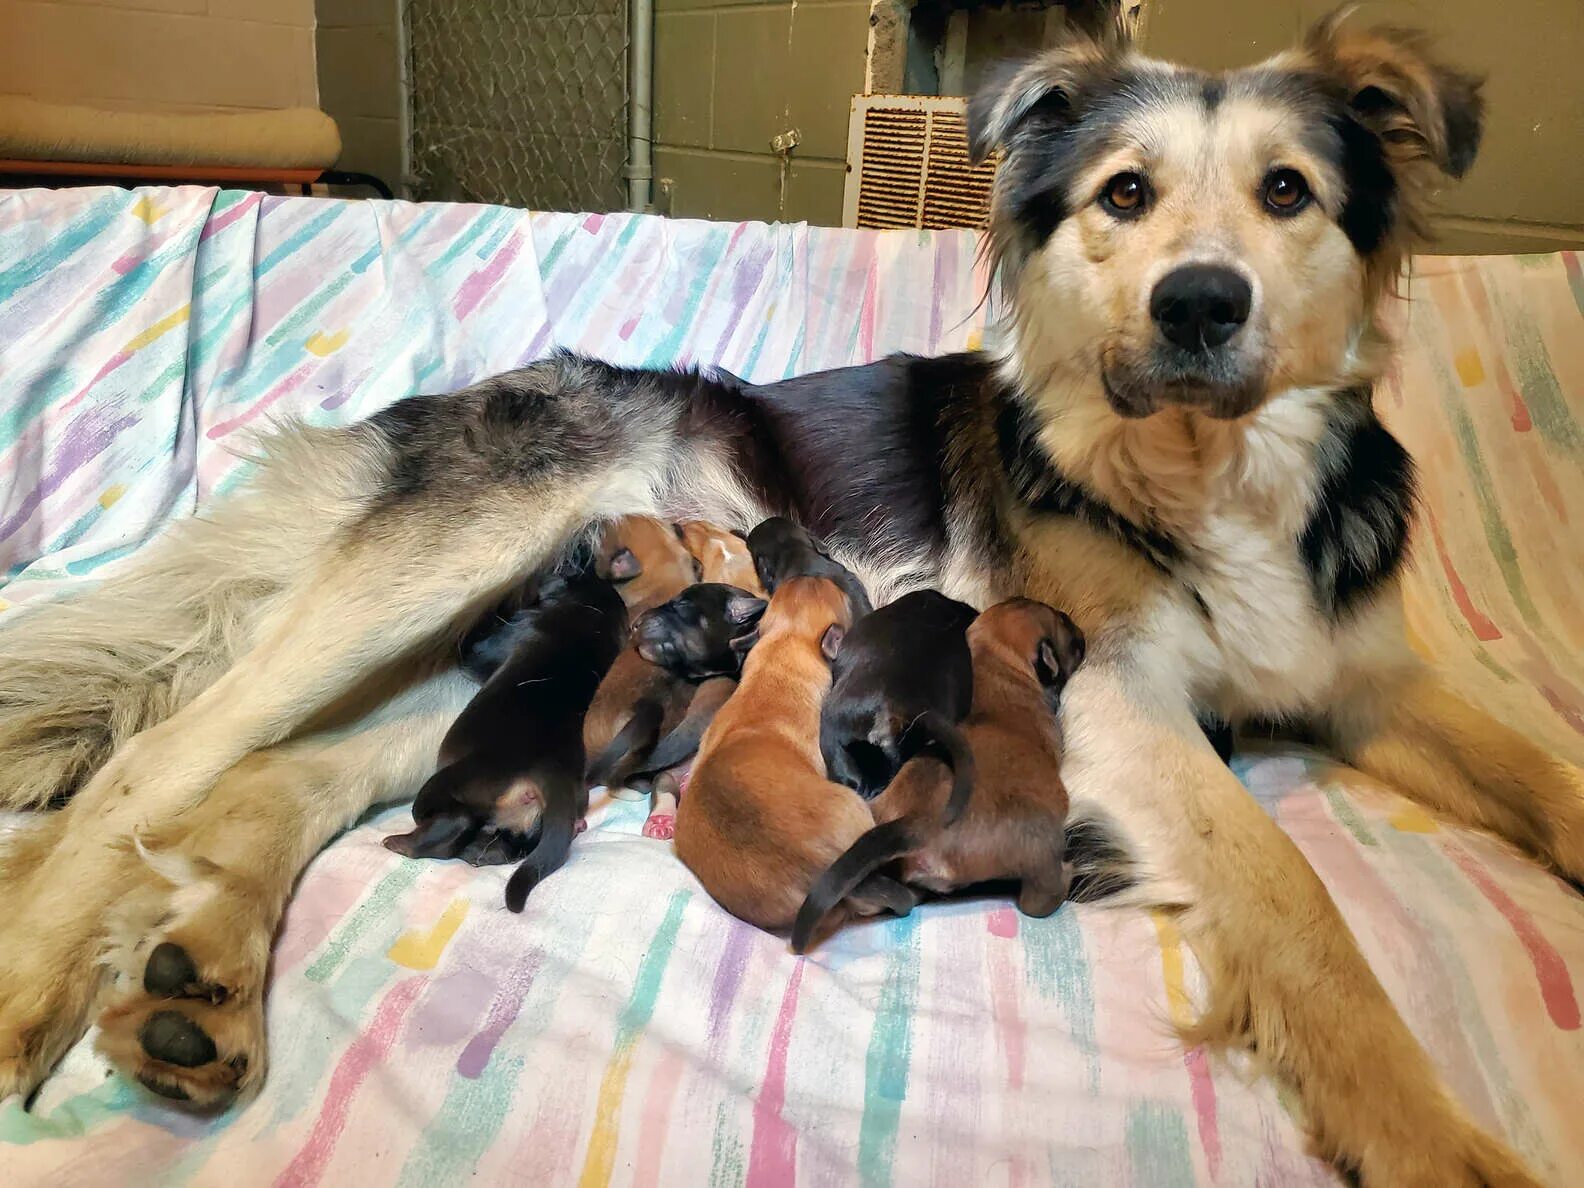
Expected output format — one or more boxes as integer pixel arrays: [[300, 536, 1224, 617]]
[[820, 623, 846, 663], [605, 547, 642, 582], [967, 40, 1112, 164], [1305, 14, 1484, 180], [725, 593, 768, 626], [1033, 610, 1086, 692]]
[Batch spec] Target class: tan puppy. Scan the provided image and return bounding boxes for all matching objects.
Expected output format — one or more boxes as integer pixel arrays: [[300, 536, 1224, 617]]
[[793, 599, 1086, 952], [584, 517, 701, 784], [675, 576, 913, 932], [679, 520, 764, 595]]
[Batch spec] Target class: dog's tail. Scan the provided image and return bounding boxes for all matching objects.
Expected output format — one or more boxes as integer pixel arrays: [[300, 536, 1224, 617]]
[[504, 784, 581, 913], [792, 818, 918, 954], [636, 677, 734, 775], [906, 711, 976, 825], [1062, 803, 1138, 904], [0, 423, 383, 811], [586, 698, 665, 788]]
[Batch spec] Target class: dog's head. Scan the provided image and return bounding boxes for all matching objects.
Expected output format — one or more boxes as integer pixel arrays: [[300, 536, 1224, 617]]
[[972, 13, 1482, 421]]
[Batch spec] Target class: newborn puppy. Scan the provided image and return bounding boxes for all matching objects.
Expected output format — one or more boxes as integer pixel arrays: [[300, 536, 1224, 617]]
[[792, 598, 1085, 953], [384, 574, 628, 910], [745, 518, 872, 614], [595, 515, 698, 615], [679, 520, 764, 595], [583, 517, 711, 786], [820, 590, 978, 820], [675, 574, 914, 933]]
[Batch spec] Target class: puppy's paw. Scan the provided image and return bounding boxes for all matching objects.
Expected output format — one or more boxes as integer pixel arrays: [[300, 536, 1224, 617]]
[[641, 813, 675, 841]]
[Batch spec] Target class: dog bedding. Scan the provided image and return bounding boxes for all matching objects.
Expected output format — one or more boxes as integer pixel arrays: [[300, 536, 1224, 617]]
[[1, 187, 1581, 1186]]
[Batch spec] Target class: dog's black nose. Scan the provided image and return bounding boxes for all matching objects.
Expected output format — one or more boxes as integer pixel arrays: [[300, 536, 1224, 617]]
[[1150, 265, 1252, 351]]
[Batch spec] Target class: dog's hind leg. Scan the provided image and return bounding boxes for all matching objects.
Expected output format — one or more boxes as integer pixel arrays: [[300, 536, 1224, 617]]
[[1062, 652, 1541, 1187], [10, 668, 471, 1106], [1324, 657, 1584, 886]]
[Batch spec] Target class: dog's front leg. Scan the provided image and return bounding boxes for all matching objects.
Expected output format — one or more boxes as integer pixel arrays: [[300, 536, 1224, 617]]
[[1062, 648, 1539, 1187], [1323, 658, 1584, 886]]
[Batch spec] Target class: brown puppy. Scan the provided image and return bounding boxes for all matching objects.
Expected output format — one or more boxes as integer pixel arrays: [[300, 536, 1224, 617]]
[[679, 520, 764, 595], [675, 576, 913, 932], [583, 516, 703, 786], [792, 599, 1085, 952]]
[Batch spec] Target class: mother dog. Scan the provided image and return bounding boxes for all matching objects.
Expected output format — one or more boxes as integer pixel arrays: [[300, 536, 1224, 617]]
[[0, 14, 1576, 1184]]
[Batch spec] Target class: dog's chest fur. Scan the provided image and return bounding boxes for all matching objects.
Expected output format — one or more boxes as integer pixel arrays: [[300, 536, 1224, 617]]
[[1013, 383, 1408, 720]]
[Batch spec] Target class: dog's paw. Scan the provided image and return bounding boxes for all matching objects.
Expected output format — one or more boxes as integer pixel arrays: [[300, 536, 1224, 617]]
[[641, 813, 675, 841], [95, 848, 274, 1109], [96, 940, 262, 1108]]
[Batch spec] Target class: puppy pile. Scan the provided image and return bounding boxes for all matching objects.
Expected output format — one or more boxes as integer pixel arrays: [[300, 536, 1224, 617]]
[[385, 515, 1085, 948]]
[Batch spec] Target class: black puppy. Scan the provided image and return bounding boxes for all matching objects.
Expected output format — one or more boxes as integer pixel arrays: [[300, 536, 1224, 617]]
[[819, 590, 979, 822], [745, 518, 873, 615], [384, 573, 627, 912], [619, 582, 767, 777]]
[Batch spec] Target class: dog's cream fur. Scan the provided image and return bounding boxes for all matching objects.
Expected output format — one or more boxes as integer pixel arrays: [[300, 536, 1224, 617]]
[[1, 15, 1579, 1186]]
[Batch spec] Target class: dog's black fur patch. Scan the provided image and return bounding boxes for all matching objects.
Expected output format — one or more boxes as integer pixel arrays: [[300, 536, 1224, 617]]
[[1299, 389, 1416, 619], [996, 395, 1185, 576]]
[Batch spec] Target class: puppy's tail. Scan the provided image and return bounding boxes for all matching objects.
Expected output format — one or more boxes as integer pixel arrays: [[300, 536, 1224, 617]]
[[586, 698, 664, 788], [792, 818, 918, 954], [909, 711, 975, 825], [636, 677, 734, 775], [504, 784, 581, 913], [0, 422, 385, 811]]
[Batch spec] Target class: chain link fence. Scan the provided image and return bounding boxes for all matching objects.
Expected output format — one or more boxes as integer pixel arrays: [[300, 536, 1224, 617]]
[[405, 0, 629, 213]]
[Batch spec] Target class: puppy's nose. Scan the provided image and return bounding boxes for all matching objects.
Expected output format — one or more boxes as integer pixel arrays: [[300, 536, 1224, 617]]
[[1150, 265, 1252, 351]]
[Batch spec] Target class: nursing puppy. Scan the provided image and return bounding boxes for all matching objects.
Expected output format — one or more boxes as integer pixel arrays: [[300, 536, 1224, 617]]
[[794, 599, 1085, 952], [820, 590, 979, 819], [628, 583, 766, 772], [675, 575, 913, 931], [383, 574, 627, 898], [745, 518, 873, 614], [583, 517, 705, 786], [679, 520, 764, 594]]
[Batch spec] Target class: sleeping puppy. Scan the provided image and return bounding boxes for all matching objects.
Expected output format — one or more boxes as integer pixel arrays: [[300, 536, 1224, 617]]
[[679, 520, 764, 594], [383, 574, 628, 910], [627, 583, 766, 772], [745, 517, 873, 614], [619, 581, 765, 838], [583, 517, 710, 788], [792, 598, 1085, 953], [675, 574, 914, 933], [820, 590, 979, 820], [595, 515, 699, 615]]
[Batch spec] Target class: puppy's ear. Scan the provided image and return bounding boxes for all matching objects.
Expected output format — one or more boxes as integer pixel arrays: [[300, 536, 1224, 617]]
[[1033, 611, 1086, 691], [1305, 14, 1484, 179], [726, 593, 768, 626], [967, 40, 1113, 164], [728, 628, 760, 660], [605, 547, 642, 582], [820, 623, 845, 662]]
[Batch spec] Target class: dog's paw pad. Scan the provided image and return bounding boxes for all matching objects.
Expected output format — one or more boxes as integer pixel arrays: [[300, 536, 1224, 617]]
[[642, 814, 675, 841], [143, 942, 229, 1004], [138, 1010, 218, 1068]]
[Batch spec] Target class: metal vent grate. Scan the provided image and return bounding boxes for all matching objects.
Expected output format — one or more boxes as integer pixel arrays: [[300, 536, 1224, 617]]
[[843, 96, 998, 230]]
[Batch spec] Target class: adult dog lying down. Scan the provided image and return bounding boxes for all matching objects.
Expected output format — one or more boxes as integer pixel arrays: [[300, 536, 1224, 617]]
[[0, 13, 1578, 1183]]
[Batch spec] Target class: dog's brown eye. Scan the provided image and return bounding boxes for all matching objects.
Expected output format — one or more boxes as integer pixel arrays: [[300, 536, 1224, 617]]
[[1100, 172, 1147, 216], [1263, 169, 1311, 214]]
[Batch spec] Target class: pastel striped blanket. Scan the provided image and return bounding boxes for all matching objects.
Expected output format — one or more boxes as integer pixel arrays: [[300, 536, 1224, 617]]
[[1, 188, 1580, 1186]]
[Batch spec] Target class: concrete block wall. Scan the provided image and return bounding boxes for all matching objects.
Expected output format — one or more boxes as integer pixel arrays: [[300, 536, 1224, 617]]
[[0, 0, 319, 113], [654, 0, 872, 225], [315, 0, 403, 188]]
